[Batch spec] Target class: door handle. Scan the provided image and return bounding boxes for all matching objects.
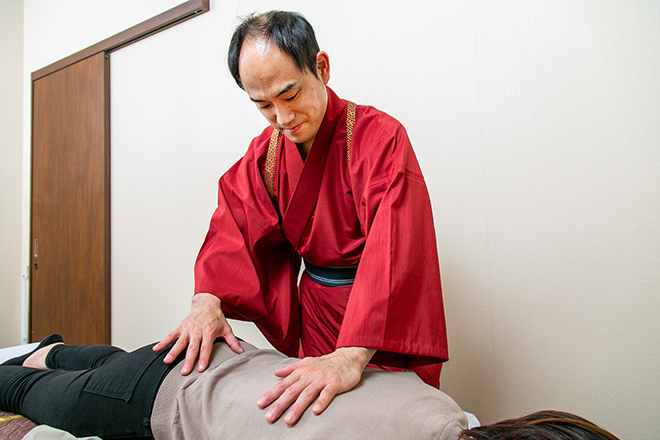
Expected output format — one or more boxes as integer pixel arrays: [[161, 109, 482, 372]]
[[34, 239, 39, 270]]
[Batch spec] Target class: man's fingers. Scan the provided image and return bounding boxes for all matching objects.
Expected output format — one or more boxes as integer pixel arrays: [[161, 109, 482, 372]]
[[179, 336, 201, 375], [155, 293, 239, 375], [162, 334, 189, 364], [283, 382, 327, 425], [257, 370, 300, 408], [264, 379, 311, 423], [153, 330, 180, 352], [257, 379, 289, 408], [197, 332, 216, 372], [259, 350, 369, 424], [222, 330, 244, 354], [273, 359, 304, 378], [311, 386, 338, 415]]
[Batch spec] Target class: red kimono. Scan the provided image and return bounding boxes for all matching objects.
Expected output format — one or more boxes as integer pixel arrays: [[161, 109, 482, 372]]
[[195, 87, 448, 387]]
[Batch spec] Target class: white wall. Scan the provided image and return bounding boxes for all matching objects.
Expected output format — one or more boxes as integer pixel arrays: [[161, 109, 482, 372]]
[[109, 1, 274, 352], [13, 0, 660, 437], [0, 0, 24, 348]]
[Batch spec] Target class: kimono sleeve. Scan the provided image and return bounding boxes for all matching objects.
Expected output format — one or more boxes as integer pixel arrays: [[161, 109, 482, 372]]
[[194, 139, 301, 357], [338, 116, 448, 387]]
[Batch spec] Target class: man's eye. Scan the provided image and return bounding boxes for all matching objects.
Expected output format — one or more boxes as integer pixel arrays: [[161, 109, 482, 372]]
[[285, 92, 299, 102]]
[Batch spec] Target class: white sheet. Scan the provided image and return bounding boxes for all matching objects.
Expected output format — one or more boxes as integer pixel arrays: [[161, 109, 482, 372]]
[[463, 411, 481, 428], [0, 342, 38, 364]]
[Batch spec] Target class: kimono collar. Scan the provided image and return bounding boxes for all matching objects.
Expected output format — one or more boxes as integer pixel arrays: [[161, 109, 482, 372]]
[[308, 86, 345, 156], [280, 86, 347, 249]]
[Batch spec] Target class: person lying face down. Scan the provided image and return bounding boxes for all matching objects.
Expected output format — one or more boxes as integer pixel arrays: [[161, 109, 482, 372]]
[[0, 336, 467, 439], [2, 336, 620, 440]]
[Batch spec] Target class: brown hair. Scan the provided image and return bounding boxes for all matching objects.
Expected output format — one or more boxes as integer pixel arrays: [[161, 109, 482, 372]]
[[459, 410, 620, 440]]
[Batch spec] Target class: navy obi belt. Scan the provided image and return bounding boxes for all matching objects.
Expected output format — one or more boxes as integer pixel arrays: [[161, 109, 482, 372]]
[[303, 260, 358, 287]]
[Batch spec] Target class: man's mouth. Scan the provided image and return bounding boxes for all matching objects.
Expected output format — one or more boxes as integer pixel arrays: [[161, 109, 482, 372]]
[[283, 123, 303, 135]]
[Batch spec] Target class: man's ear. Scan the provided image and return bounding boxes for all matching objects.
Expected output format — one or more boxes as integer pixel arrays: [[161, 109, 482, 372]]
[[316, 51, 330, 84]]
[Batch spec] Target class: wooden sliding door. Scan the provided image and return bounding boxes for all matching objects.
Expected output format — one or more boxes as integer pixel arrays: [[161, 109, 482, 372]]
[[29, 0, 209, 345], [30, 52, 111, 345]]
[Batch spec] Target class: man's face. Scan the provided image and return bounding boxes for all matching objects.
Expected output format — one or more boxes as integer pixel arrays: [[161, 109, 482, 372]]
[[238, 38, 329, 155]]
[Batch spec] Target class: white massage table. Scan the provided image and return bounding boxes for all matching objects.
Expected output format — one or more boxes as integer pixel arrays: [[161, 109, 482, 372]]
[[0, 344, 38, 365]]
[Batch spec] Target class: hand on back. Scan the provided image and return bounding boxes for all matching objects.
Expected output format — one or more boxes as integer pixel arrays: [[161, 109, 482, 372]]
[[257, 346, 376, 425], [153, 292, 243, 375]]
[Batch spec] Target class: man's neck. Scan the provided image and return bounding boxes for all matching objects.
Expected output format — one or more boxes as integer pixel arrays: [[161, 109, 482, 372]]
[[297, 138, 315, 161]]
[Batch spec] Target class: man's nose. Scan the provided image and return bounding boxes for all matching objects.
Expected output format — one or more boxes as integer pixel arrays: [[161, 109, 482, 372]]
[[275, 105, 295, 127]]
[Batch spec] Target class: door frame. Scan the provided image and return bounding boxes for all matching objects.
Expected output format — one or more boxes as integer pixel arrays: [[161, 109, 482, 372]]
[[29, 0, 209, 343], [31, 0, 209, 82]]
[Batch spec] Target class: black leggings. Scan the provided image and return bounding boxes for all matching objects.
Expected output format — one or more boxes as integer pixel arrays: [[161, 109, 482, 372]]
[[0, 342, 182, 439]]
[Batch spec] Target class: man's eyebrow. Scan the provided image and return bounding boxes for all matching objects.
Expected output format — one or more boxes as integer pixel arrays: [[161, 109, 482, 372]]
[[249, 83, 297, 103], [277, 83, 296, 97]]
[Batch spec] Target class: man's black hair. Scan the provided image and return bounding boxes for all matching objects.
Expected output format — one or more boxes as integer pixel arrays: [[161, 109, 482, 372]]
[[228, 11, 320, 90]]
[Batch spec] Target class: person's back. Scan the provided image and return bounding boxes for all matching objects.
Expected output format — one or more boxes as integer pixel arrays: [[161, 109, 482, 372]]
[[153, 341, 466, 440]]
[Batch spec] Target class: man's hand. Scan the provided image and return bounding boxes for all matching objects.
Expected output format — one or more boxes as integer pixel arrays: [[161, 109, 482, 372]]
[[257, 346, 376, 425], [153, 293, 243, 375]]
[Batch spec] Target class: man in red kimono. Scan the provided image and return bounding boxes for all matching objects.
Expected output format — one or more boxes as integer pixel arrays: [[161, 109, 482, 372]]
[[154, 10, 448, 425]]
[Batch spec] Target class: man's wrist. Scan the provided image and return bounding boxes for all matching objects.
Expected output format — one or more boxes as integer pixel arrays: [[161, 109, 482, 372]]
[[336, 346, 376, 370], [192, 292, 221, 307]]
